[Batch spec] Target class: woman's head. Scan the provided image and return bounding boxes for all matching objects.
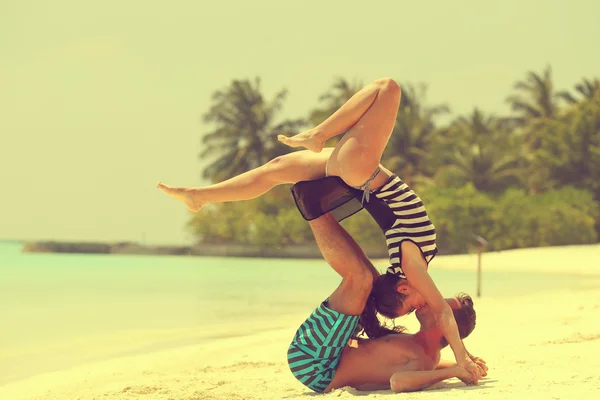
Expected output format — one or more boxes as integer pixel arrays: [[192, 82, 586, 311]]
[[374, 272, 426, 317], [357, 272, 426, 339]]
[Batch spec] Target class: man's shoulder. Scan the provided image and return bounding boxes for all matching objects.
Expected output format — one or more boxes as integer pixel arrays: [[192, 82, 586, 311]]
[[360, 333, 420, 352]]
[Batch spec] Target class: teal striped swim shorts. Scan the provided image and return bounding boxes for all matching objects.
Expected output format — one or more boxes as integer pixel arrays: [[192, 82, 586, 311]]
[[286, 300, 360, 392]]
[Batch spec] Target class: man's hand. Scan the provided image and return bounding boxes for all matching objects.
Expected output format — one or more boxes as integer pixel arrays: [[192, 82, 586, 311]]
[[457, 356, 483, 383], [468, 352, 488, 377], [452, 365, 476, 385]]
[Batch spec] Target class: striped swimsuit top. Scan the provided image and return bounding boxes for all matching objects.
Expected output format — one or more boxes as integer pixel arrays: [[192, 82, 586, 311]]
[[363, 175, 438, 278]]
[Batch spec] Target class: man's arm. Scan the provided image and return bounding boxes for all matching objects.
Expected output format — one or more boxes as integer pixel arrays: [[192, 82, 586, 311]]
[[390, 365, 473, 393], [435, 360, 457, 370], [437, 359, 488, 374]]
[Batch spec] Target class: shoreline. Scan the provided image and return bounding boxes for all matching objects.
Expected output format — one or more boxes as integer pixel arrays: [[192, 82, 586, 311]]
[[19, 240, 391, 259], [17, 241, 600, 268]]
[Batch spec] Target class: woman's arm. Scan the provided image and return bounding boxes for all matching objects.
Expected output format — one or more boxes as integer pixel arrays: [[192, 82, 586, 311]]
[[400, 241, 483, 382]]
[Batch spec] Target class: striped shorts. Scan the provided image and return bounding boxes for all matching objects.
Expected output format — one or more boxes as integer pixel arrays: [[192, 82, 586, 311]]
[[287, 300, 360, 392]]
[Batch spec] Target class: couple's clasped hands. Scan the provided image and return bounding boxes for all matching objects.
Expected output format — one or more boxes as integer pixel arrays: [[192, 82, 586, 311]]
[[458, 352, 488, 385]]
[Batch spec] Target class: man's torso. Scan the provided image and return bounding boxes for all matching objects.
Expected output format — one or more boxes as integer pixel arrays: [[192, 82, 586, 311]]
[[326, 333, 439, 392]]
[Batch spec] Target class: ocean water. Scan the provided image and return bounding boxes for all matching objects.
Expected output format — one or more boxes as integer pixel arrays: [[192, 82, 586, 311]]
[[0, 242, 596, 385]]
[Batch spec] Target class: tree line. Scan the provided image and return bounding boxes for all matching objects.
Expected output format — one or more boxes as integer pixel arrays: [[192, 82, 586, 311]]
[[189, 67, 600, 255]]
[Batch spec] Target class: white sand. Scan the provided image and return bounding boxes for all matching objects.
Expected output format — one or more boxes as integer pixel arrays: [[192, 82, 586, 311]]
[[2, 246, 600, 400], [413, 244, 600, 276]]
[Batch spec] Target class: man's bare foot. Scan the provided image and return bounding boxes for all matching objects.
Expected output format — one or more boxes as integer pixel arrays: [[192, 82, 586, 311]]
[[156, 182, 203, 212], [277, 129, 325, 153]]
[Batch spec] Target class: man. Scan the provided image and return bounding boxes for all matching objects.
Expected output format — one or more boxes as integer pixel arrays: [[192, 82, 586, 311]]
[[286, 213, 486, 393]]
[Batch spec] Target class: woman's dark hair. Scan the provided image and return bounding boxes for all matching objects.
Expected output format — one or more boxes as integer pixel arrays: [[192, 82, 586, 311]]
[[354, 272, 408, 339]]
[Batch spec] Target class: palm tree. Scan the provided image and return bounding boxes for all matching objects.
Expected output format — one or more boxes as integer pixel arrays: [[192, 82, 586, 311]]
[[200, 78, 305, 182], [434, 109, 523, 194], [383, 83, 450, 185], [506, 66, 563, 152], [542, 89, 600, 190], [507, 66, 560, 121], [520, 77, 600, 195], [557, 78, 600, 104], [532, 90, 600, 237]]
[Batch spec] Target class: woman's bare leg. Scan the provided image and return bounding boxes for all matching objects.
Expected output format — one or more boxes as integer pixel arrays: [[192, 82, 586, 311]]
[[278, 78, 401, 187], [157, 149, 332, 212]]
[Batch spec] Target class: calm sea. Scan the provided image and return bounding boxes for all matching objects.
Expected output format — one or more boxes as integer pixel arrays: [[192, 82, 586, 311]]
[[0, 241, 595, 385]]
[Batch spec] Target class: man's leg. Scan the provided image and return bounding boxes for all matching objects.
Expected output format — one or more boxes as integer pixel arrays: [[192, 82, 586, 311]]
[[287, 213, 378, 392], [307, 213, 378, 315], [157, 149, 331, 212]]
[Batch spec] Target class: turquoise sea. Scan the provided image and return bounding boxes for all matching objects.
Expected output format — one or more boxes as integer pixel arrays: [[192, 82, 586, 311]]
[[0, 241, 596, 385]]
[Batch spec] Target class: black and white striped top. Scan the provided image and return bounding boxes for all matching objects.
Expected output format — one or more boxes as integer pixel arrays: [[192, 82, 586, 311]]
[[366, 175, 437, 278]]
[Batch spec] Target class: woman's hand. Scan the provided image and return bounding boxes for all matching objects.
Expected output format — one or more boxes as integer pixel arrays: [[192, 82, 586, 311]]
[[468, 352, 488, 376], [457, 356, 483, 383]]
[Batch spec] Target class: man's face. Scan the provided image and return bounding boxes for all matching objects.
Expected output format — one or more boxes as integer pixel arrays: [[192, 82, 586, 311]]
[[415, 297, 461, 328]]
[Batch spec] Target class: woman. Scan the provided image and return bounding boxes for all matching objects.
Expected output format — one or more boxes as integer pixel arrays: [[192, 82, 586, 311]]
[[158, 78, 484, 381]]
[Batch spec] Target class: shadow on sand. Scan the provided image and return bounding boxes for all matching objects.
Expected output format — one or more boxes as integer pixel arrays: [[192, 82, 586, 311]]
[[284, 379, 498, 397]]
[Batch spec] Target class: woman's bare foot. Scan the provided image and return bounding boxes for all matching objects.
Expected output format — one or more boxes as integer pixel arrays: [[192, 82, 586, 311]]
[[277, 129, 325, 153], [156, 182, 203, 212]]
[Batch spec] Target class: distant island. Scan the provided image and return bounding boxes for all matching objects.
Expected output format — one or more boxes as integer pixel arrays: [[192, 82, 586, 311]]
[[0, 240, 24, 244], [20, 240, 389, 259]]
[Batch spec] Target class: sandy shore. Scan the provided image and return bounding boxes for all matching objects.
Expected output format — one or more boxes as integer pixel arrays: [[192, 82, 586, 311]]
[[429, 244, 600, 276], [2, 246, 600, 400]]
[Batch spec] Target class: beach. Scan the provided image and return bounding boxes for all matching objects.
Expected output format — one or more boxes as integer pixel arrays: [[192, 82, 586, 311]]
[[1, 244, 600, 399], [3, 1, 600, 399]]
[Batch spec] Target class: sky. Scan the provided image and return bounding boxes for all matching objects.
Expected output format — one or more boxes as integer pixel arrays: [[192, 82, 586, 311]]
[[1, 0, 599, 245]]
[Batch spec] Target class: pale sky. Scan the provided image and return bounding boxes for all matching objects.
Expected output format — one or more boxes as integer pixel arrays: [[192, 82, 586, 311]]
[[1, 0, 599, 245]]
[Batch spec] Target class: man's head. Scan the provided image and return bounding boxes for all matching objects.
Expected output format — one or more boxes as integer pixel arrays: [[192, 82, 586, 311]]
[[448, 293, 476, 345], [416, 293, 477, 348]]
